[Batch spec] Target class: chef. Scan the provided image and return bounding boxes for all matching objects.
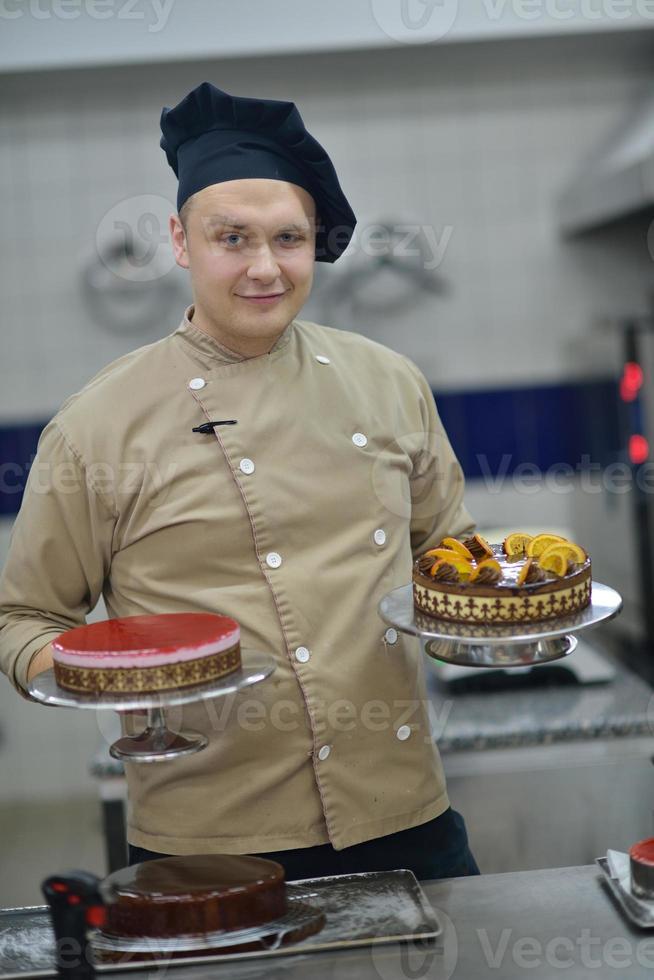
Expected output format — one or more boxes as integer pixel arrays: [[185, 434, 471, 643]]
[[0, 82, 479, 881]]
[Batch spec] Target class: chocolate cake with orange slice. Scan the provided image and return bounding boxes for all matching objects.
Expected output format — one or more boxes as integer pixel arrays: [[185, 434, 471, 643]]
[[413, 532, 591, 625]]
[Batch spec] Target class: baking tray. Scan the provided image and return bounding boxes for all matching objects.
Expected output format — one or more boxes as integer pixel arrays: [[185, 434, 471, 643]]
[[0, 869, 441, 976]]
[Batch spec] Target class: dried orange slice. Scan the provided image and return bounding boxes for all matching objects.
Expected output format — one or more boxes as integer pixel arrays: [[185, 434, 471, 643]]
[[425, 547, 474, 566], [539, 541, 587, 567], [439, 537, 475, 561], [503, 532, 533, 557], [526, 533, 567, 558], [469, 558, 502, 582], [539, 550, 568, 577], [429, 554, 473, 580]]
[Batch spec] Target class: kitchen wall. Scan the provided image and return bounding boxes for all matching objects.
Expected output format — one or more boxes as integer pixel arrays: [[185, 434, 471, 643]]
[[1, 31, 654, 802]]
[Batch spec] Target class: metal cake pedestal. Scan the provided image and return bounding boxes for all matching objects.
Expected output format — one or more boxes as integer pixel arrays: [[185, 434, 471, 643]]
[[378, 581, 622, 668], [27, 650, 275, 762]]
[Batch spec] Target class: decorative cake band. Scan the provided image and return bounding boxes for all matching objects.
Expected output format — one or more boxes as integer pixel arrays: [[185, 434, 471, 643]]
[[53, 644, 241, 694], [413, 579, 591, 623]]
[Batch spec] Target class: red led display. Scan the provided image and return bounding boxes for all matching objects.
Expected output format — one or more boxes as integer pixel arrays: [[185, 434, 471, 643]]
[[620, 361, 644, 402], [629, 434, 649, 465]]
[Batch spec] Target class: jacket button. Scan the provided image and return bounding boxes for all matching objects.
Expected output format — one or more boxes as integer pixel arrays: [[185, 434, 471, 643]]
[[352, 432, 368, 447], [396, 725, 411, 741], [188, 377, 206, 390], [295, 646, 310, 663], [373, 529, 386, 546], [265, 552, 282, 568], [384, 628, 398, 645], [316, 355, 330, 364], [318, 745, 331, 761], [239, 458, 255, 474]]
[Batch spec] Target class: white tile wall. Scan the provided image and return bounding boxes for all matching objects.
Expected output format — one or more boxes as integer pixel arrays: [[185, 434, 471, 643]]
[[0, 36, 652, 423]]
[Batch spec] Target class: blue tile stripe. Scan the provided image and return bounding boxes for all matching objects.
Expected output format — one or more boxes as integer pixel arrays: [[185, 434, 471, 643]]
[[0, 379, 621, 518], [435, 378, 621, 480], [0, 421, 47, 517]]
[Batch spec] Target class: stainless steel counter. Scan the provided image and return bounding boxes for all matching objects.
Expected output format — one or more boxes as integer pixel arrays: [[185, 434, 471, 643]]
[[90, 865, 652, 979], [428, 648, 653, 752]]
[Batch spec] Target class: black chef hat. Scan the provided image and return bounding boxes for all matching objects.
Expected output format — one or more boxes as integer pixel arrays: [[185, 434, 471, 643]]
[[160, 82, 356, 264]]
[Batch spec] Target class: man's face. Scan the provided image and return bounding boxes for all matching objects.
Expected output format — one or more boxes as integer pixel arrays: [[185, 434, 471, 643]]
[[170, 178, 317, 352]]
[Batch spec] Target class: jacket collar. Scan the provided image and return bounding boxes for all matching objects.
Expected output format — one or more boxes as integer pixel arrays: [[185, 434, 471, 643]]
[[173, 304, 295, 365]]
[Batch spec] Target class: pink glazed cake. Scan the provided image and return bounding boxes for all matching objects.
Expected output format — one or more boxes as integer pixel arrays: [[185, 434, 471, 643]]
[[52, 613, 241, 695]]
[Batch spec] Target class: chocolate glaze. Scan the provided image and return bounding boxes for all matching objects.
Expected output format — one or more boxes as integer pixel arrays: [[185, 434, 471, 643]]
[[102, 855, 286, 938], [416, 544, 591, 593]]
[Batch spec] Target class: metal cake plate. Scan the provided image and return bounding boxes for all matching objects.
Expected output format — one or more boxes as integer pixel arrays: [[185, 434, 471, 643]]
[[27, 650, 275, 762], [378, 581, 622, 668], [92, 890, 326, 961], [0, 870, 442, 976]]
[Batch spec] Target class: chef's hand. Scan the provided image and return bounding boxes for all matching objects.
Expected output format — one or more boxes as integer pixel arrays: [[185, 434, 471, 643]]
[[27, 641, 54, 682]]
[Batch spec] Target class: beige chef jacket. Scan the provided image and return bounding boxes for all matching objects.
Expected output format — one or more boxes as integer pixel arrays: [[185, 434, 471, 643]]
[[0, 305, 474, 854]]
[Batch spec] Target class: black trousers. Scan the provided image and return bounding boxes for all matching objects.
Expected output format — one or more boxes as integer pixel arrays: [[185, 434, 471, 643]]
[[128, 807, 480, 882]]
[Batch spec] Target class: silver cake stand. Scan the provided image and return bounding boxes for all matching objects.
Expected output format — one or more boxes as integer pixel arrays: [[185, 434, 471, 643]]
[[378, 581, 622, 668], [27, 649, 275, 762]]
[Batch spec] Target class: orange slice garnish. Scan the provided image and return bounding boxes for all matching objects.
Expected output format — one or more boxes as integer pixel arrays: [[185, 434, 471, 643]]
[[539, 550, 569, 577], [469, 558, 502, 582], [439, 537, 475, 561], [516, 558, 534, 585], [526, 533, 567, 558], [425, 547, 474, 566], [539, 541, 587, 567], [503, 532, 533, 557], [429, 554, 473, 580]]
